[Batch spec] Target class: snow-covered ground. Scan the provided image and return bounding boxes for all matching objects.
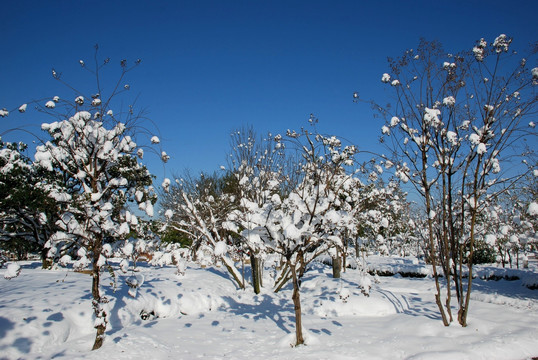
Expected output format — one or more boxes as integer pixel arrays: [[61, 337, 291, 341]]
[[1, 257, 538, 360]]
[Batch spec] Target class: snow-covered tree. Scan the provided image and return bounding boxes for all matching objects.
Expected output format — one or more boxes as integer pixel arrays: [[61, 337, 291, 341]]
[[160, 128, 287, 294], [240, 127, 358, 346], [0, 138, 62, 263], [39, 110, 156, 349], [350, 176, 413, 257], [368, 35, 537, 326], [162, 171, 247, 289], [227, 126, 287, 293], [483, 176, 538, 267], [2, 49, 164, 350]]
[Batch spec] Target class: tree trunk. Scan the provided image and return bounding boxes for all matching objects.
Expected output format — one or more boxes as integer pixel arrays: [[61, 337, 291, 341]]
[[274, 264, 291, 293], [425, 187, 450, 327], [458, 211, 477, 327], [221, 256, 246, 290], [441, 173, 453, 323], [250, 253, 262, 294], [241, 251, 245, 289], [332, 254, 342, 279], [42, 246, 52, 269], [289, 258, 304, 346], [91, 237, 107, 350], [497, 246, 505, 268]]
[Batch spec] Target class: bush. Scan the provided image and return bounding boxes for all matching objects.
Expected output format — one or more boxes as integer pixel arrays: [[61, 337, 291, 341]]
[[471, 240, 496, 265]]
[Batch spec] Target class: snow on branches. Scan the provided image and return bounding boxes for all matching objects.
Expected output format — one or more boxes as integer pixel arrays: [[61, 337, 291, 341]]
[[39, 109, 156, 262]]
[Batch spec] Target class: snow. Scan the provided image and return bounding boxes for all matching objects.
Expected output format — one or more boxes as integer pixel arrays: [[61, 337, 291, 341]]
[[102, 244, 113, 257], [3, 262, 20, 279], [380, 217, 389, 228], [214, 241, 227, 256], [487, 157, 500, 174], [73, 256, 90, 270], [473, 38, 487, 61], [396, 167, 409, 183], [91, 192, 102, 202], [48, 188, 72, 202], [161, 151, 170, 162], [122, 242, 134, 256], [442, 96, 455, 106], [164, 209, 174, 219], [136, 148, 144, 159], [1, 257, 538, 359], [118, 222, 130, 236], [144, 200, 154, 217], [493, 34, 511, 53], [75, 170, 87, 179], [423, 107, 441, 127], [135, 190, 144, 203], [469, 133, 481, 145], [528, 202, 538, 216], [161, 178, 171, 192], [485, 234, 497, 246], [446, 131, 458, 146]]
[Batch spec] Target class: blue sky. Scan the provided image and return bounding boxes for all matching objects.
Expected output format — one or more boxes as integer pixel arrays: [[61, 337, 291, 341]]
[[1, 0, 537, 181]]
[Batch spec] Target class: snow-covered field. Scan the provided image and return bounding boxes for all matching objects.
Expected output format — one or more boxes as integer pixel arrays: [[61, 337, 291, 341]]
[[1, 258, 538, 360]]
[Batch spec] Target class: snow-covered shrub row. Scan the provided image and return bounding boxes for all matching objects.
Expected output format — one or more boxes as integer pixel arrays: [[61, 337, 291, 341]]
[[472, 265, 538, 290], [366, 260, 431, 278], [520, 272, 538, 290]]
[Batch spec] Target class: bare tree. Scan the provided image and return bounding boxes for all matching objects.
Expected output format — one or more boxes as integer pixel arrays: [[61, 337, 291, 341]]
[[364, 35, 537, 326]]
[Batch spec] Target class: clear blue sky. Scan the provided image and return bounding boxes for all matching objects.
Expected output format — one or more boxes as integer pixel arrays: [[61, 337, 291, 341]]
[[1, 0, 536, 181]]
